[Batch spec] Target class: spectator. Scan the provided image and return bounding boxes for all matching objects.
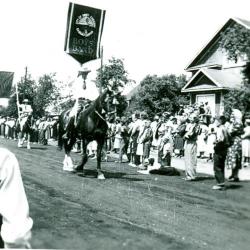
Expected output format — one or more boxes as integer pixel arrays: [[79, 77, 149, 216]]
[[206, 117, 217, 161], [150, 115, 160, 148], [183, 114, 201, 181], [197, 119, 208, 158], [212, 116, 230, 190], [241, 118, 250, 168], [159, 136, 173, 167], [128, 112, 141, 167], [136, 112, 148, 166], [174, 118, 186, 157], [226, 109, 244, 182], [140, 119, 153, 167], [113, 117, 122, 154], [118, 117, 130, 163], [0, 147, 33, 248]]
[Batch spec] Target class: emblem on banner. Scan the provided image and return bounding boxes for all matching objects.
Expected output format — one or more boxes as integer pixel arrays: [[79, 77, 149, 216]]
[[76, 14, 96, 37]]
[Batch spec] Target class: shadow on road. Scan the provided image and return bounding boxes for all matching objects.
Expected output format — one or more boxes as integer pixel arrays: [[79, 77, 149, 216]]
[[195, 176, 215, 181], [226, 184, 243, 189], [29, 147, 48, 150], [77, 169, 143, 181]]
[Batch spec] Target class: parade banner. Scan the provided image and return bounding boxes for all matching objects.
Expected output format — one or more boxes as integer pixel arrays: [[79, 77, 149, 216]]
[[0, 71, 14, 98], [64, 2, 106, 64]]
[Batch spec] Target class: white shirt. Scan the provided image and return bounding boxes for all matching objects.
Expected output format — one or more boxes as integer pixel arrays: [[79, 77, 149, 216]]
[[0, 148, 33, 247]]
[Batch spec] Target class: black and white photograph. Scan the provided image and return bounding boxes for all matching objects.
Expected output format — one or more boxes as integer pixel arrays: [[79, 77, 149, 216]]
[[0, 0, 250, 249]]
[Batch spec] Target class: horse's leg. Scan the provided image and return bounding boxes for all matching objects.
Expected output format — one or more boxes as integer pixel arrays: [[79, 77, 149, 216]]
[[74, 139, 88, 172], [97, 139, 105, 180], [63, 153, 74, 172], [27, 132, 31, 149], [63, 138, 76, 172], [18, 132, 23, 147]]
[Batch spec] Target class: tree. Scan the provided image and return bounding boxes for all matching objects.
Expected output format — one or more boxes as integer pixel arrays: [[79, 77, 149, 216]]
[[223, 89, 250, 118], [95, 57, 134, 92], [33, 73, 60, 117], [127, 74, 189, 118], [0, 74, 37, 118], [95, 57, 134, 117], [219, 22, 250, 85], [1, 73, 60, 118], [219, 23, 250, 116]]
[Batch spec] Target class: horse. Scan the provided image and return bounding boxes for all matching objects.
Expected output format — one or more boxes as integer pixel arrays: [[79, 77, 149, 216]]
[[16, 114, 34, 149], [58, 89, 111, 179]]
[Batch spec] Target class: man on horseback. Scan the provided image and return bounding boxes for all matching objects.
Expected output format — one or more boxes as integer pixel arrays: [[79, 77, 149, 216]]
[[62, 97, 90, 139], [17, 99, 33, 149], [18, 99, 33, 130], [61, 68, 95, 140]]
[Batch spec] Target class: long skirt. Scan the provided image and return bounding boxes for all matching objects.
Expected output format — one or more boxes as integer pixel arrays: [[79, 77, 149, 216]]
[[226, 137, 242, 170], [242, 139, 250, 158], [206, 134, 216, 155], [184, 141, 197, 179]]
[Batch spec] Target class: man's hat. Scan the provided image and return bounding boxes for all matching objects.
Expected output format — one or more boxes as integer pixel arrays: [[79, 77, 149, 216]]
[[23, 99, 29, 103]]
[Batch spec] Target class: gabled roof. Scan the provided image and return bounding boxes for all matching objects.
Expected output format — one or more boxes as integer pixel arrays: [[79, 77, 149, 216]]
[[185, 17, 250, 71], [182, 68, 242, 93]]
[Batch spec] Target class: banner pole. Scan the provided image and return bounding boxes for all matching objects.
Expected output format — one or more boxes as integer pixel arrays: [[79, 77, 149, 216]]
[[100, 46, 103, 94], [15, 80, 20, 122]]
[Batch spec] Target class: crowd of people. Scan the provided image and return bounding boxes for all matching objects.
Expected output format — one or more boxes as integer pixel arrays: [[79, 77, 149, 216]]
[[0, 115, 59, 145], [1, 101, 250, 190], [1, 98, 250, 248], [105, 103, 250, 190]]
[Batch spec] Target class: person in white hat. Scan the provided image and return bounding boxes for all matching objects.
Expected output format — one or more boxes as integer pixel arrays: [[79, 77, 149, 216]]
[[18, 99, 33, 131]]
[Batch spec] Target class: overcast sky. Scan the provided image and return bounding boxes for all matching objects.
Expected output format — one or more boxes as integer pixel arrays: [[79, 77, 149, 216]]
[[0, 0, 249, 98]]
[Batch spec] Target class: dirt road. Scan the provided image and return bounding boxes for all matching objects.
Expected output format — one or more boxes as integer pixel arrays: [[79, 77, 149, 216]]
[[1, 139, 250, 250]]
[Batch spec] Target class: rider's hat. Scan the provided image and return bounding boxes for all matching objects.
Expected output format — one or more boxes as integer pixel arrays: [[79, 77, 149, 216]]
[[23, 99, 29, 103]]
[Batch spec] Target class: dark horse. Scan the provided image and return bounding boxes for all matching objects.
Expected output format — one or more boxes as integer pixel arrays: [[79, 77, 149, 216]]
[[58, 89, 110, 179], [16, 115, 34, 149]]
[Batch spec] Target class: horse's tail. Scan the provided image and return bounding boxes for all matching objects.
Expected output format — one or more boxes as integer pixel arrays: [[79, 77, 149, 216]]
[[57, 114, 64, 150]]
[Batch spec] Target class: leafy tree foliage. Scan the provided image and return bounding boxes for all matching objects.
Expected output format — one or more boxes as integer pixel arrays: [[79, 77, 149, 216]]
[[219, 23, 250, 85], [127, 74, 189, 118], [33, 73, 60, 117], [95, 57, 134, 92], [219, 22, 250, 116], [223, 88, 250, 117], [0, 73, 60, 118], [95, 57, 134, 117]]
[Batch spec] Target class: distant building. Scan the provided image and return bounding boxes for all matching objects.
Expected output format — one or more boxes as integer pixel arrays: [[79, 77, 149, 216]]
[[182, 17, 250, 116], [125, 84, 141, 107]]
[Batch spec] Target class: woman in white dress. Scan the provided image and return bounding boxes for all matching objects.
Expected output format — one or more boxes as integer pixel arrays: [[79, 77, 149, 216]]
[[206, 117, 217, 161], [197, 120, 208, 158]]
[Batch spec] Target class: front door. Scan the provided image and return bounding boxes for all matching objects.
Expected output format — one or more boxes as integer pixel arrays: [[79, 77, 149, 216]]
[[196, 94, 216, 116]]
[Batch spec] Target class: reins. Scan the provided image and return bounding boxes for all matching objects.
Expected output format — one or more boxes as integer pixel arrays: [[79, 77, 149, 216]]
[[94, 110, 106, 121]]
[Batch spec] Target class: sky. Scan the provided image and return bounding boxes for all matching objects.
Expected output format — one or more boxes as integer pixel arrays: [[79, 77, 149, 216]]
[[0, 0, 249, 99]]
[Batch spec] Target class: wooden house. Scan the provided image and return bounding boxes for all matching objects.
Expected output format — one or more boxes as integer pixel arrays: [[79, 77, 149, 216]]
[[181, 17, 250, 116]]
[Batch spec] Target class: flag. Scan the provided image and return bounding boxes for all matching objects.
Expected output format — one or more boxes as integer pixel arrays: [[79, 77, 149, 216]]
[[0, 71, 14, 98], [64, 2, 106, 64]]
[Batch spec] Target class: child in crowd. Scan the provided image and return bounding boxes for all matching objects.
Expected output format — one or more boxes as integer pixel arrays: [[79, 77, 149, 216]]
[[159, 136, 173, 167]]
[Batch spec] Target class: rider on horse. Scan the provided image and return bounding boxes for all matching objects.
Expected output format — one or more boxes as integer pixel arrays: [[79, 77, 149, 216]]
[[17, 99, 33, 149], [18, 99, 33, 130], [62, 97, 91, 139], [62, 72, 94, 140]]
